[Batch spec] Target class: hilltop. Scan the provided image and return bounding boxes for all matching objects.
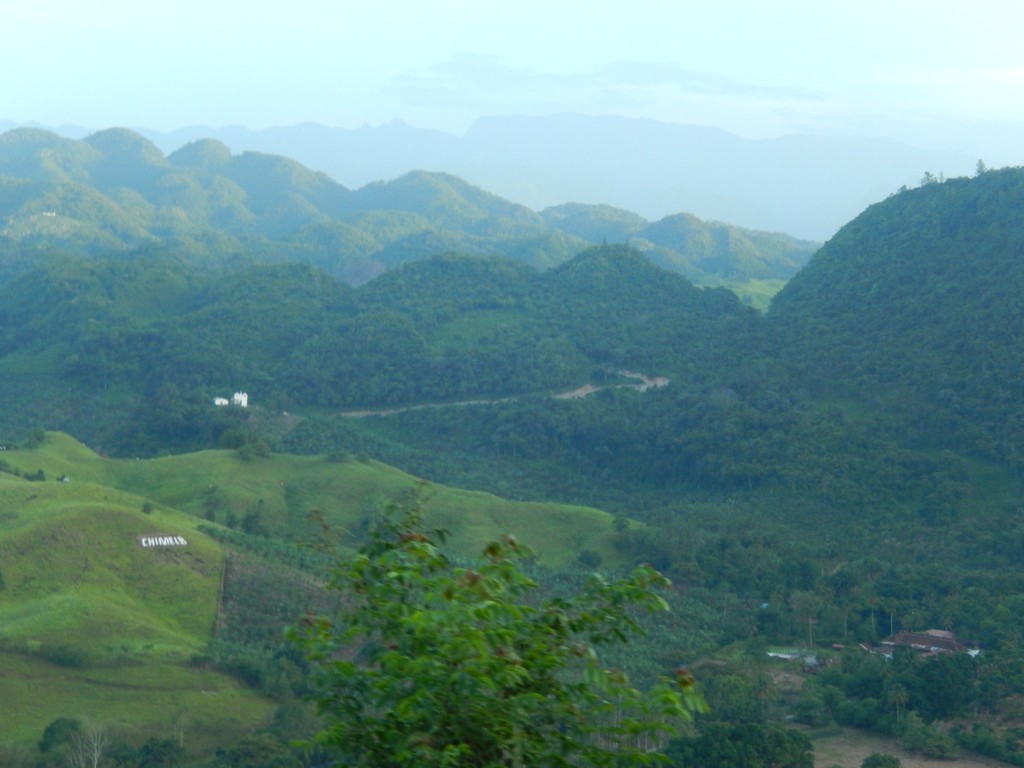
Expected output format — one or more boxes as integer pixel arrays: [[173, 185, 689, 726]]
[[770, 166, 1024, 465], [0, 126, 817, 298], [116, 115, 979, 240]]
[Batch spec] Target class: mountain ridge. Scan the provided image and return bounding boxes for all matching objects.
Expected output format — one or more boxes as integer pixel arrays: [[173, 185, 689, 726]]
[[0, 126, 818, 294], [133, 114, 978, 240], [2, 115, 982, 240]]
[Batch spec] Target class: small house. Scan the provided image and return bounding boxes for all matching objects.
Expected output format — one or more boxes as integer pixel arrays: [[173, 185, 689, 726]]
[[213, 392, 249, 408], [881, 629, 977, 657]]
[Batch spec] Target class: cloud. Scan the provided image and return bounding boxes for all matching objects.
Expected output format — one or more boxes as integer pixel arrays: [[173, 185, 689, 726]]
[[599, 60, 825, 101], [386, 54, 826, 114], [387, 54, 582, 105], [982, 67, 1024, 85]]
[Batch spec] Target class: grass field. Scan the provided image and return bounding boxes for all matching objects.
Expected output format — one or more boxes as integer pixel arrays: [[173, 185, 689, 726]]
[[714, 277, 788, 312], [0, 652, 275, 748], [0, 431, 632, 745], [7, 431, 625, 567]]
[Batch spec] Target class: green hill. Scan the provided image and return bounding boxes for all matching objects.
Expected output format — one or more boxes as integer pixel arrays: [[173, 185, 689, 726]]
[[0, 446, 274, 746], [540, 202, 648, 242], [8, 432, 624, 566], [346, 170, 544, 236], [0, 127, 817, 291], [539, 203, 818, 305], [0, 245, 777, 465], [770, 166, 1024, 464], [0, 431, 634, 747], [0, 483, 218, 658], [637, 213, 815, 281]]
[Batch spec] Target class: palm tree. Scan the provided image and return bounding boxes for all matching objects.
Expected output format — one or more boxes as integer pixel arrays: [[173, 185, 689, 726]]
[[887, 683, 909, 725]]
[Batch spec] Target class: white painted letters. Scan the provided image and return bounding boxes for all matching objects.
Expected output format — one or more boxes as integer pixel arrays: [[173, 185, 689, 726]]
[[139, 535, 188, 548]]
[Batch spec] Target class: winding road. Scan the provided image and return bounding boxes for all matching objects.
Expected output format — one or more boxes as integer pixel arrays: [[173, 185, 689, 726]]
[[337, 370, 669, 419]]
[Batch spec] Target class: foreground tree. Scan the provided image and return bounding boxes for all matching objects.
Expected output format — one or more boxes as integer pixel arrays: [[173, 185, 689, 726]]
[[291, 502, 706, 768]]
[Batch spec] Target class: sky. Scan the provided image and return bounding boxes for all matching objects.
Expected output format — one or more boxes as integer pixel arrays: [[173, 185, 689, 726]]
[[3, 0, 1023, 159]]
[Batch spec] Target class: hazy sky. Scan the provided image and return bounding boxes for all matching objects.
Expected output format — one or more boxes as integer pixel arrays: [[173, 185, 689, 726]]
[[4, 0, 1023, 149]]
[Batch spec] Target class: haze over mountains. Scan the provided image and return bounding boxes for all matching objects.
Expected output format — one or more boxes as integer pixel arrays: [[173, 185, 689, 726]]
[[0, 126, 817, 295], [1, 115, 980, 241]]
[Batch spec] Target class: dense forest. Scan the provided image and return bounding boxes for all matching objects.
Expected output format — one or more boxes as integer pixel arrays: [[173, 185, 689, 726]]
[[2, 128, 1024, 766]]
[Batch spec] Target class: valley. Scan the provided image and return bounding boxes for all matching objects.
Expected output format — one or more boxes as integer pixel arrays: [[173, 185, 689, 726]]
[[2, 127, 1024, 766]]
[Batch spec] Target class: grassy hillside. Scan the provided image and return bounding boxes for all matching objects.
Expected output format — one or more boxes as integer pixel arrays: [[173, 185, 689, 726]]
[[0, 432, 637, 747], [0, 449, 277, 746], [7, 432, 625, 567], [0, 653, 275, 750], [0, 449, 220, 654]]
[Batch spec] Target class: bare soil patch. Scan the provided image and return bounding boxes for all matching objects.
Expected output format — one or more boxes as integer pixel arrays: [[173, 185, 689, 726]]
[[811, 727, 1015, 768]]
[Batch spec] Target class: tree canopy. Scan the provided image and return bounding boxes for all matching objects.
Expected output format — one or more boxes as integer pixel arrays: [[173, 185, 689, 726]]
[[290, 500, 706, 767]]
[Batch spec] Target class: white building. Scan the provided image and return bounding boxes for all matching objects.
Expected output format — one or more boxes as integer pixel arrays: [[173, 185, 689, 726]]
[[213, 392, 249, 408]]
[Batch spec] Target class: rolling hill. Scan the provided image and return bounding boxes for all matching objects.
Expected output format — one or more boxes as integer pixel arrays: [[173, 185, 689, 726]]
[[103, 114, 982, 240], [0, 436, 273, 747], [0, 244, 767, 459], [0, 126, 818, 296], [0, 431, 635, 747]]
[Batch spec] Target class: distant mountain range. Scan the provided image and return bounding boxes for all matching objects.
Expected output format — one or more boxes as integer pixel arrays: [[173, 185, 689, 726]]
[[0, 126, 817, 295], [1, 115, 981, 241]]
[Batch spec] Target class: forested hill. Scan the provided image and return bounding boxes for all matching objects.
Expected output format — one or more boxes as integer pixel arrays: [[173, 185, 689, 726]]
[[3, 157, 1024, 485], [0, 245, 763, 458], [0, 127, 817, 293], [769, 166, 1024, 466]]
